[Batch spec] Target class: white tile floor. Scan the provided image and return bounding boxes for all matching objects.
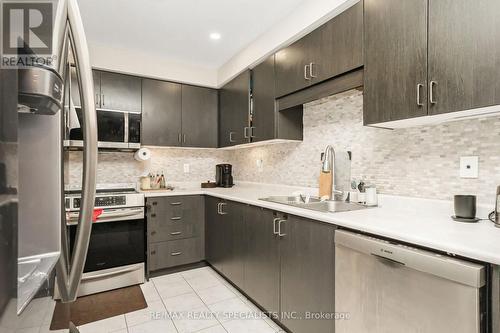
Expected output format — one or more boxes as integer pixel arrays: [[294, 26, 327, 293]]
[[14, 266, 284, 333]]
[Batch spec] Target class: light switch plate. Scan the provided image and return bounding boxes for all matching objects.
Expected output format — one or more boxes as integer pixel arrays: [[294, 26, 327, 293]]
[[183, 164, 190, 173], [460, 156, 479, 178]]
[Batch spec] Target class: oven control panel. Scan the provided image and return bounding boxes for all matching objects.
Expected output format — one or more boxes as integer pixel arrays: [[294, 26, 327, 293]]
[[73, 196, 127, 209]]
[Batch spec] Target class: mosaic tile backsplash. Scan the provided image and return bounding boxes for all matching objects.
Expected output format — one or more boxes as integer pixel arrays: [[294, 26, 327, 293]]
[[66, 89, 500, 205]]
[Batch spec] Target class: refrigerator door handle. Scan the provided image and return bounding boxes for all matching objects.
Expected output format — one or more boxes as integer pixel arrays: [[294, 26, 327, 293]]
[[56, 0, 98, 303]]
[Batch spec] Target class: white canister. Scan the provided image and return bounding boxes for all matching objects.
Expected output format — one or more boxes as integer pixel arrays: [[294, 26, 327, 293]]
[[365, 187, 378, 206]]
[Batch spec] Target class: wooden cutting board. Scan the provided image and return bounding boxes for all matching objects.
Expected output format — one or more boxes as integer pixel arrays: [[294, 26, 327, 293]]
[[319, 171, 333, 199]]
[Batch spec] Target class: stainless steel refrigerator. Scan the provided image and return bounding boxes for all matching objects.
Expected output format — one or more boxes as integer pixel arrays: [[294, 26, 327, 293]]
[[0, 0, 97, 331]]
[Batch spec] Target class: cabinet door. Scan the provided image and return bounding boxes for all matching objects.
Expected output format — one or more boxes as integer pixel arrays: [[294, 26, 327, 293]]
[[275, 34, 315, 97], [70, 68, 100, 108], [148, 196, 204, 243], [142, 79, 182, 146], [181, 85, 218, 148], [99, 71, 142, 112], [244, 207, 280, 315], [280, 217, 335, 333], [219, 70, 250, 147], [428, 0, 500, 115], [205, 197, 225, 272], [220, 201, 246, 287], [363, 0, 428, 125], [312, 1, 363, 83], [251, 56, 276, 142]]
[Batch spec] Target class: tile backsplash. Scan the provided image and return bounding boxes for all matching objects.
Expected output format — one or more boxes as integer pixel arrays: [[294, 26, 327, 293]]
[[65, 148, 231, 187], [66, 89, 500, 205]]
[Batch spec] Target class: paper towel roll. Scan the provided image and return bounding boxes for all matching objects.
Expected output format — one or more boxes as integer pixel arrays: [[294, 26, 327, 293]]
[[134, 148, 151, 161]]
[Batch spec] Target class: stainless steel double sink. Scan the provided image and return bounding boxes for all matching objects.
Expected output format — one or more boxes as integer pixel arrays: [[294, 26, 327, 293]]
[[259, 195, 368, 213]]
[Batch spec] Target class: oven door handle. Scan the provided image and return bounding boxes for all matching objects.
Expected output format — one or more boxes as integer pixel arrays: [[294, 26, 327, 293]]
[[66, 208, 144, 225], [81, 265, 141, 281]]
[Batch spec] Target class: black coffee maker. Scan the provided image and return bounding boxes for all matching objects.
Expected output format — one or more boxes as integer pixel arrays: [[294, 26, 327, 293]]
[[216, 164, 234, 188]]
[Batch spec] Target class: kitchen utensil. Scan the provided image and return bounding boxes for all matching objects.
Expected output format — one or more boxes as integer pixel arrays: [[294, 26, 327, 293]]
[[454, 195, 477, 220]]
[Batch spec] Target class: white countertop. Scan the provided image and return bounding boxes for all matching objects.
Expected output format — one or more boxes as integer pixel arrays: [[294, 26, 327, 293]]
[[141, 182, 500, 265]]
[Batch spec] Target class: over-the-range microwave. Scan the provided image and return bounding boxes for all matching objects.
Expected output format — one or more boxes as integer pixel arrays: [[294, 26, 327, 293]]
[[64, 107, 141, 150]]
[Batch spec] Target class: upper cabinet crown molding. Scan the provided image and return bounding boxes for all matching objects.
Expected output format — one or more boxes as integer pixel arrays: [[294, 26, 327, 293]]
[[364, 0, 500, 127]]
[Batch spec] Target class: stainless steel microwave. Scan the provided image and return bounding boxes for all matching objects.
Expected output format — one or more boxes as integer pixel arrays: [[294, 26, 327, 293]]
[[64, 107, 141, 150]]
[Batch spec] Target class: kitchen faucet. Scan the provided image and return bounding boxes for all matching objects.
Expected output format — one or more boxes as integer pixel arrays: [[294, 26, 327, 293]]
[[322, 145, 344, 200]]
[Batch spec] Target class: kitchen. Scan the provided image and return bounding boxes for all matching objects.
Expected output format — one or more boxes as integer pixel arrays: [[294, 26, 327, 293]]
[[1, 0, 500, 332]]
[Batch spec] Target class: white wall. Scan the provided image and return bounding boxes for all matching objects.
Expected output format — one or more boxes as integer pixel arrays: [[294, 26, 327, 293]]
[[217, 0, 359, 86], [89, 42, 218, 87], [87, 0, 358, 87]]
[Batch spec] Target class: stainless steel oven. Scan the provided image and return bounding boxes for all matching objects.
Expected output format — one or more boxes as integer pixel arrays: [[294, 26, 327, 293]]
[[56, 185, 145, 298]]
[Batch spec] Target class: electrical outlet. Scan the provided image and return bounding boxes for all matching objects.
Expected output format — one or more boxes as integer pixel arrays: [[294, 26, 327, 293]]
[[460, 156, 479, 178], [256, 159, 263, 172], [183, 163, 190, 173]]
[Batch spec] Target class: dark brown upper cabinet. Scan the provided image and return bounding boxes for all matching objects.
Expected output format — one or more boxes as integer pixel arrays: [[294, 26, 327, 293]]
[[219, 70, 251, 148], [98, 71, 142, 112], [275, 1, 363, 98], [251, 55, 276, 142], [364, 0, 500, 125], [427, 0, 500, 116], [363, 0, 429, 124], [251, 55, 303, 143], [69, 69, 103, 109], [142, 79, 182, 147], [142, 79, 218, 148], [181, 85, 218, 148]]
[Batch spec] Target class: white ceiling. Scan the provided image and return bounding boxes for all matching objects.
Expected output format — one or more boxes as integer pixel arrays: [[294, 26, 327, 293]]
[[78, 0, 307, 70]]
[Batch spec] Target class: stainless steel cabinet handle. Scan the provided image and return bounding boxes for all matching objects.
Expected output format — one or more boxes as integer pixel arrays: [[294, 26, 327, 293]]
[[178, 133, 182, 143], [416, 83, 424, 106], [183, 134, 186, 143], [217, 203, 221, 214], [309, 62, 317, 78], [101, 94, 105, 106], [219, 203, 228, 215], [170, 202, 182, 206], [170, 232, 182, 236], [171, 216, 181, 221], [250, 127, 256, 138], [304, 64, 310, 80], [171, 252, 182, 256], [244, 127, 250, 139], [56, 0, 98, 304], [273, 218, 281, 235], [229, 131, 236, 143], [429, 81, 437, 104], [150, 213, 156, 218], [278, 219, 286, 237], [95, 93, 100, 106]]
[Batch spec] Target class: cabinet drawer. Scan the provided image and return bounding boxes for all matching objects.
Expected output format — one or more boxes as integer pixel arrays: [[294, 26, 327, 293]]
[[149, 238, 202, 270], [150, 223, 197, 242]]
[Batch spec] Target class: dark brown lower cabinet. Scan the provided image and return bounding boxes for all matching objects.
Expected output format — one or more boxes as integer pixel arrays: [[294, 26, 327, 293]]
[[243, 207, 280, 316], [205, 200, 336, 333], [221, 201, 246, 287], [205, 196, 225, 272], [146, 196, 204, 272], [279, 215, 336, 333]]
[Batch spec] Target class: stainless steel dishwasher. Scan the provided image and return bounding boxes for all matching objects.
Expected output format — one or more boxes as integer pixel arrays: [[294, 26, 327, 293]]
[[335, 230, 486, 333]]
